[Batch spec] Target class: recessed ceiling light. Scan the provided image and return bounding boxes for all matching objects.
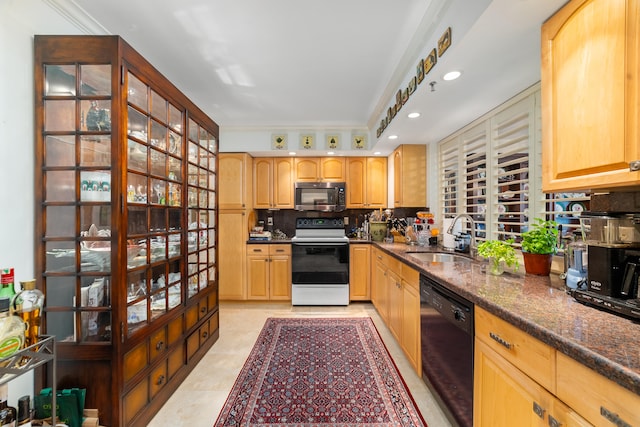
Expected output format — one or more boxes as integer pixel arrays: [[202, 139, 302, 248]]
[[443, 70, 462, 81], [373, 151, 381, 155], [388, 135, 398, 140], [407, 112, 421, 119], [289, 151, 296, 156], [327, 151, 335, 155]]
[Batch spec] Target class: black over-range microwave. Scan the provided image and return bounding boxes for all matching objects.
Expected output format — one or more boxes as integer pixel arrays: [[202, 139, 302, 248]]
[[294, 182, 346, 212]]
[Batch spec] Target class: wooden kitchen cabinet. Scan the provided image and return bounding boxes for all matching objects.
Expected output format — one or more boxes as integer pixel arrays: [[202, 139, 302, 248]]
[[346, 157, 387, 208], [246, 244, 291, 300], [253, 157, 294, 209], [541, 0, 640, 192], [219, 153, 253, 208], [34, 35, 219, 427], [393, 145, 427, 207], [219, 210, 250, 300], [400, 265, 420, 374], [371, 247, 389, 322], [295, 157, 345, 182], [349, 244, 371, 300]]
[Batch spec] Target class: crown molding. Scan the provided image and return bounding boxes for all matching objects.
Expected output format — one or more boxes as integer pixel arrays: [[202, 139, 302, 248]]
[[42, 0, 110, 35]]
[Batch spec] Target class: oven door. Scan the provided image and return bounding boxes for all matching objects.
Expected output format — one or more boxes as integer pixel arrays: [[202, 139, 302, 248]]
[[291, 241, 349, 285]]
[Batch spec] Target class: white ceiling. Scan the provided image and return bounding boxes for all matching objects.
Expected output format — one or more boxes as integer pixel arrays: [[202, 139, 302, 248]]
[[64, 0, 567, 154]]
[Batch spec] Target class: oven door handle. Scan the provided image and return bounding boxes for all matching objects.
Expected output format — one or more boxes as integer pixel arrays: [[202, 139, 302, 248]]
[[293, 242, 349, 246]]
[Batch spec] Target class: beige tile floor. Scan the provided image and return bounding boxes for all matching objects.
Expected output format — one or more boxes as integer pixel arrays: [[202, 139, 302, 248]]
[[148, 302, 454, 427]]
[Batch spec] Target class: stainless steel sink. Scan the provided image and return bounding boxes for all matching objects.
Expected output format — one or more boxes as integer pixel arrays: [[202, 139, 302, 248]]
[[407, 252, 472, 263]]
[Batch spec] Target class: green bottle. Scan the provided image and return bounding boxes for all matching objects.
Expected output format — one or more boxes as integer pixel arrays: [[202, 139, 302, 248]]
[[0, 268, 16, 300]]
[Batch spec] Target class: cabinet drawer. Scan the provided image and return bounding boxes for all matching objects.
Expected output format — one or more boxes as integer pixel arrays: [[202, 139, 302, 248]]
[[185, 304, 199, 330], [150, 361, 168, 399], [269, 245, 291, 256], [167, 345, 184, 380], [149, 327, 167, 361], [198, 298, 209, 321], [123, 341, 147, 383], [475, 306, 555, 392], [167, 315, 183, 346], [186, 329, 199, 361], [207, 290, 218, 312], [557, 352, 640, 427], [400, 264, 419, 291], [123, 379, 148, 425], [247, 245, 268, 255]]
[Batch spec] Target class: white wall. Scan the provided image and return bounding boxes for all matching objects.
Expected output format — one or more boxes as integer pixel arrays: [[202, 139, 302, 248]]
[[0, 0, 93, 405]]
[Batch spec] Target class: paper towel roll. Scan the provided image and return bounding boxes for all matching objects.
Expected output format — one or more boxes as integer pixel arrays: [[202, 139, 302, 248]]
[[442, 217, 462, 249]]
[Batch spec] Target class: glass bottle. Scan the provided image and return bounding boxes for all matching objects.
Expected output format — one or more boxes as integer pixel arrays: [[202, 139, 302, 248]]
[[0, 269, 15, 300], [17, 396, 31, 426], [0, 385, 16, 427], [0, 298, 25, 361], [11, 280, 44, 348]]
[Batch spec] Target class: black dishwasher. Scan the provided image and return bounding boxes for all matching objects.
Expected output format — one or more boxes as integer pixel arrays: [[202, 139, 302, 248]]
[[420, 274, 474, 427]]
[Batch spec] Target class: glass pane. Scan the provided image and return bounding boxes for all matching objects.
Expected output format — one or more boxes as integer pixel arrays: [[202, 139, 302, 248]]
[[80, 171, 111, 202], [168, 183, 181, 207], [151, 290, 166, 320], [79, 205, 111, 237], [128, 72, 148, 111], [168, 283, 181, 309], [187, 164, 198, 186], [208, 173, 216, 190], [209, 136, 217, 153], [127, 106, 148, 140], [82, 100, 111, 132], [127, 270, 147, 303], [208, 212, 215, 228], [198, 167, 207, 187], [46, 311, 75, 343], [128, 139, 147, 173], [45, 65, 76, 96], [81, 246, 111, 272], [199, 147, 208, 168], [150, 207, 166, 232], [150, 120, 167, 151], [188, 118, 198, 141], [45, 170, 75, 202], [188, 141, 198, 164], [209, 152, 216, 173], [127, 241, 146, 269], [199, 189, 207, 208], [45, 276, 75, 307], [150, 148, 166, 177], [45, 135, 75, 167], [168, 233, 181, 258], [150, 178, 166, 205], [150, 237, 166, 262], [208, 234, 215, 253], [45, 100, 75, 132], [169, 103, 182, 133], [45, 241, 75, 273], [199, 270, 208, 290], [168, 208, 181, 231], [168, 157, 181, 182], [45, 206, 75, 238], [187, 187, 198, 208], [128, 206, 147, 235], [127, 173, 148, 204], [79, 64, 111, 96], [128, 300, 147, 329], [81, 312, 110, 342], [80, 135, 111, 167], [80, 276, 108, 331], [169, 131, 181, 157], [208, 190, 215, 209], [151, 90, 167, 122]]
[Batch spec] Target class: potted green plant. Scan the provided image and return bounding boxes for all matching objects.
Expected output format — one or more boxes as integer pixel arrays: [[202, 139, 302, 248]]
[[520, 218, 559, 275], [477, 239, 519, 275]]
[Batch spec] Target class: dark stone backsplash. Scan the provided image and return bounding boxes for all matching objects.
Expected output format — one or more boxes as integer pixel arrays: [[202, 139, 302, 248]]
[[590, 192, 640, 212], [255, 207, 424, 238]]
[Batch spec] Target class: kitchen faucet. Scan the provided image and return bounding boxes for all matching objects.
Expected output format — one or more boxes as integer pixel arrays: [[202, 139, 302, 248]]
[[447, 213, 477, 257]]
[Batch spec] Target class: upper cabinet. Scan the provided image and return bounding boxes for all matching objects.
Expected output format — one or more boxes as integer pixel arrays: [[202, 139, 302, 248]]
[[393, 145, 427, 207], [219, 153, 252, 209], [541, 0, 640, 192], [346, 157, 387, 208], [34, 35, 219, 427], [253, 157, 294, 209], [294, 157, 345, 182]]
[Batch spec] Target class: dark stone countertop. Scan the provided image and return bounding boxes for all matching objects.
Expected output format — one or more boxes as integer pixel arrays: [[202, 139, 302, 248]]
[[371, 241, 640, 396]]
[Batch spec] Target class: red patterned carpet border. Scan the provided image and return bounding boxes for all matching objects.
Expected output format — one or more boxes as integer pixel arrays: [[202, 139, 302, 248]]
[[214, 317, 427, 427]]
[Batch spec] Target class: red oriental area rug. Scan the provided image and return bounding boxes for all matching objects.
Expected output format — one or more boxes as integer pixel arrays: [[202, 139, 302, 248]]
[[214, 317, 427, 426]]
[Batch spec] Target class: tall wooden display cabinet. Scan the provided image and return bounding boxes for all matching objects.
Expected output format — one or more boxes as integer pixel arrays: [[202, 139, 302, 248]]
[[34, 35, 219, 426]]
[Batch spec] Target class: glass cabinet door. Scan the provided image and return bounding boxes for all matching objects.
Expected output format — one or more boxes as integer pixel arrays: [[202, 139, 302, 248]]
[[125, 72, 184, 337], [41, 63, 113, 343], [187, 118, 217, 299]]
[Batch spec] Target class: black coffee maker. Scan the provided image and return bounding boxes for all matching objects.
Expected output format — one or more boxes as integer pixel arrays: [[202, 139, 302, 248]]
[[573, 212, 640, 320]]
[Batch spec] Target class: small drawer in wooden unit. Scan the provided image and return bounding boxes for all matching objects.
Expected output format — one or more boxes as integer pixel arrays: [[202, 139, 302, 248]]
[[269, 244, 291, 256], [149, 360, 169, 399], [207, 289, 218, 312], [149, 327, 168, 362], [185, 303, 200, 331], [123, 340, 148, 383], [123, 379, 148, 426], [167, 314, 183, 346], [556, 352, 640, 427], [475, 306, 556, 392], [198, 297, 209, 321], [167, 345, 184, 381]]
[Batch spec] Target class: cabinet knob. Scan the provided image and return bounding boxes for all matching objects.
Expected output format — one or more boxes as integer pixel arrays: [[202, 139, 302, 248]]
[[202, 331, 209, 339], [532, 401, 545, 419], [200, 306, 207, 314], [155, 340, 165, 351], [156, 375, 165, 385], [548, 414, 562, 427], [630, 161, 640, 172]]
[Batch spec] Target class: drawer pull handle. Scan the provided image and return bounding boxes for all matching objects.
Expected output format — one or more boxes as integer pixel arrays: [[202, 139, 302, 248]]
[[156, 375, 165, 385], [532, 402, 545, 419], [202, 331, 209, 339], [489, 332, 512, 350], [155, 341, 164, 351], [275, 249, 284, 252], [600, 406, 632, 427], [548, 414, 562, 427], [201, 306, 207, 314]]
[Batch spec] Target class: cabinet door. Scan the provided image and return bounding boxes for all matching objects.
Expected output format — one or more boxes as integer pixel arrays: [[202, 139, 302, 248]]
[[295, 158, 320, 181], [320, 157, 345, 181], [253, 158, 273, 209], [542, 0, 640, 191], [393, 149, 403, 206], [401, 277, 420, 374], [349, 245, 370, 300], [346, 158, 366, 208], [366, 157, 387, 208], [269, 249, 291, 300], [394, 145, 426, 207], [218, 211, 247, 300], [387, 270, 403, 342], [273, 158, 294, 208], [247, 246, 269, 300], [219, 153, 252, 208]]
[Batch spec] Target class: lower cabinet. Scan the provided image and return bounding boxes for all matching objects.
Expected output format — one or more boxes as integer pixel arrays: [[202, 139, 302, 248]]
[[474, 306, 640, 427], [370, 247, 420, 374], [349, 244, 371, 300], [219, 210, 250, 300], [246, 244, 291, 300]]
